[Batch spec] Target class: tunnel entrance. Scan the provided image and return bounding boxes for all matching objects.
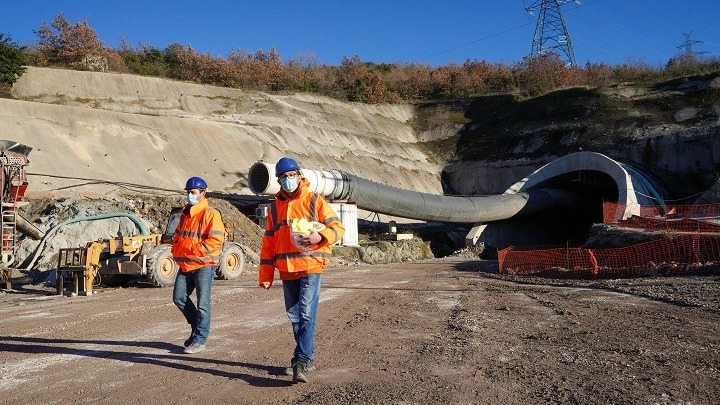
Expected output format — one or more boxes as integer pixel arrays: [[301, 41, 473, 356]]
[[480, 170, 620, 250], [526, 170, 618, 246], [530, 169, 619, 224]]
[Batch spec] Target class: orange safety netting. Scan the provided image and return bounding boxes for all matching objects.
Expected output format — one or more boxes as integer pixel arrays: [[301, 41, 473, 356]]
[[603, 202, 720, 232], [498, 233, 720, 279]]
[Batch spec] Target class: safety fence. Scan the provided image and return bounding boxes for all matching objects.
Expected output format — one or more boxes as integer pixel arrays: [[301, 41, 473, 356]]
[[498, 233, 720, 279], [603, 202, 720, 232]]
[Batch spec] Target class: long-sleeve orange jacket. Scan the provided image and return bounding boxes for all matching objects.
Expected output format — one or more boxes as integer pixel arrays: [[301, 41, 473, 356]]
[[171, 198, 225, 272], [259, 178, 345, 286]]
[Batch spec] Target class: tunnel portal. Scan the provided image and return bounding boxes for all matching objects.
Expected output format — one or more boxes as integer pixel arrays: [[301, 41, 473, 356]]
[[471, 152, 667, 249]]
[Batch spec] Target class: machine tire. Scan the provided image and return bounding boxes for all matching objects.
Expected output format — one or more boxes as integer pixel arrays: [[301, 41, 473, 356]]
[[216, 243, 245, 280], [146, 244, 178, 287]]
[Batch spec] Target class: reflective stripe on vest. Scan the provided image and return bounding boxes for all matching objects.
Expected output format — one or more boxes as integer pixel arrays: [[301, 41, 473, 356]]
[[308, 193, 318, 222]]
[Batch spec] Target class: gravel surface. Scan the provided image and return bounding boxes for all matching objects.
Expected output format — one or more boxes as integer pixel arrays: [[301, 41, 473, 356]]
[[1, 259, 718, 404]]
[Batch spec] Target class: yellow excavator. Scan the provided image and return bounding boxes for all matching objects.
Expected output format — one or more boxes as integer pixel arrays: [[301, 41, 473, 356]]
[[56, 207, 247, 296]]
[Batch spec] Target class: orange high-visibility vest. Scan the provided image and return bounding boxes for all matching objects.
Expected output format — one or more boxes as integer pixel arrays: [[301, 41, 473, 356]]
[[259, 178, 344, 284], [172, 198, 225, 272]]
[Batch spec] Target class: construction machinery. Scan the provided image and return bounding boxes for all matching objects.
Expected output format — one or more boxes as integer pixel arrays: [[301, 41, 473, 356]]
[[0, 140, 44, 290], [56, 207, 247, 296]]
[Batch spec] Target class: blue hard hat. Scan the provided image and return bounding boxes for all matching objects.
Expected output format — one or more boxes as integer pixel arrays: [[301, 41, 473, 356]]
[[185, 176, 207, 190], [275, 157, 300, 177]]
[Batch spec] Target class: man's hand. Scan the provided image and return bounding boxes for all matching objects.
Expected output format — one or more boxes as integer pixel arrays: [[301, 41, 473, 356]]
[[301, 231, 323, 246], [261, 282, 271, 289]]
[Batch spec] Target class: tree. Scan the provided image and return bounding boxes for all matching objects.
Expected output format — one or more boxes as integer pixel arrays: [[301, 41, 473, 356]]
[[0, 33, 26, 85], [36, 14, 108, 69]]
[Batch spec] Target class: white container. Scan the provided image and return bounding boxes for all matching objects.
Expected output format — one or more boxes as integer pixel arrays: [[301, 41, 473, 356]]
[[330, 202, 358, 246], [255, 204, 269, 229]]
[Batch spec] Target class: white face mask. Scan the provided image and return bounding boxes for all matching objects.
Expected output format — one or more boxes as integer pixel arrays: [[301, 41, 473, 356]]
[[280, 176, 299, 193], [187, 193, 200, 206]]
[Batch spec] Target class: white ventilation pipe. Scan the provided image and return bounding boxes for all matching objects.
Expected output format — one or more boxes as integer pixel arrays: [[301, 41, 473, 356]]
[[248, 162, 581, 223]]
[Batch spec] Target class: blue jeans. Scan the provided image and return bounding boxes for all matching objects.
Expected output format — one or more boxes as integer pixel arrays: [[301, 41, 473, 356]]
[[282, 273, 322, 364], [173, 265, 214, 345]]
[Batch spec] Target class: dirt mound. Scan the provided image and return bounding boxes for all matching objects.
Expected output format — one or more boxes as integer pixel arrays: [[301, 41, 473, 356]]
[[582, 223, 669, 249], [332, 238, 434, 266], [15, 197, 154, 274]]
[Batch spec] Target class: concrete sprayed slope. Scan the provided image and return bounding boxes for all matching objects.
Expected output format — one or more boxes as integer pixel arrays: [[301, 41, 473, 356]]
[[6, 67, 443, 197]]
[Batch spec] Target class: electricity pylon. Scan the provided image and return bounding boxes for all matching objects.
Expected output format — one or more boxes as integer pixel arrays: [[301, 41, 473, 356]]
[[526, 0, 579, 67], [677, 31, 708, 58]]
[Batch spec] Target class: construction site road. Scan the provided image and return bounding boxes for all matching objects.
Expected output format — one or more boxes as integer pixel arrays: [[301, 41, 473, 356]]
[[1, 259, 719, 404]]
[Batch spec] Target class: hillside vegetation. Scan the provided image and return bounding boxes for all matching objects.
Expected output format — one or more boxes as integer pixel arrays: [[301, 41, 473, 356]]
[[2, 14, 720, 104]]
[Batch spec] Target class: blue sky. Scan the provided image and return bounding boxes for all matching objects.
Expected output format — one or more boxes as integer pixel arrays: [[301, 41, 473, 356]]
[[2, 1, 719, 67]]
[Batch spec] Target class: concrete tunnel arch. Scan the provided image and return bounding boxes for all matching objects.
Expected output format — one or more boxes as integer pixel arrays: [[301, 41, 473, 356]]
[[508, 151, 663, 220], [248, 151, 666, 249], [467, 151, 667, 248]]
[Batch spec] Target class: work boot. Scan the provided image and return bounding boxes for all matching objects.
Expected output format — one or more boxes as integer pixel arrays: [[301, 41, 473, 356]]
[[184, 329, 196, 347], [183, 336, 194, 347], [183, 342, 206, 354], [284, 358, 315, 376], [293, 361, 310, 383]]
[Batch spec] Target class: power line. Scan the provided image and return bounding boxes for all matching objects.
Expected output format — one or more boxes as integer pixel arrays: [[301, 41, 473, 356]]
[[580, 2, 669, 62], [413, 22, 533, 64]]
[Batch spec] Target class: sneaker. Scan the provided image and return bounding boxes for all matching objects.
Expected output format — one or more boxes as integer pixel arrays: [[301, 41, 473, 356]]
[[183, 342, 206, 354], [293, 362, 310, 383], [284, 358, 315, 376], [183, 336, 193, 347]]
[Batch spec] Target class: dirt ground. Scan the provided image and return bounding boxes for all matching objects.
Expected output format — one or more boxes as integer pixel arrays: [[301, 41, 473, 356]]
[[1, 259, 718, 405]]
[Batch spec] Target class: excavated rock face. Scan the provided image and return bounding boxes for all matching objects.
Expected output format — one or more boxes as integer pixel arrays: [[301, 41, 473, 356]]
[[8, 66, 449, 200], [443, 72, 720, 197]]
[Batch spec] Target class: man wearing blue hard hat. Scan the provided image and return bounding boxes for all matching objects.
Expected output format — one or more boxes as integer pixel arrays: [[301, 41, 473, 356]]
[[259, 157, 345, 383], [172, 176, 225, 354]]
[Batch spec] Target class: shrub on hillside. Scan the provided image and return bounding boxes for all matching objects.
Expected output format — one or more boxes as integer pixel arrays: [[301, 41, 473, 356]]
[[281, 52, 334, 94], [666, 54, 720, 78], [513, 53, 585, 97], [461, 60, 494, 95], [118, 40, 170, 77], [584, 62, 613, 87], [0, 33, 26, 86], [227, 48, 284, 91], [612, 59, 664, 85], [385, 63, 435, 100], [336, 55, 388, 103]]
